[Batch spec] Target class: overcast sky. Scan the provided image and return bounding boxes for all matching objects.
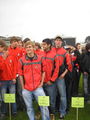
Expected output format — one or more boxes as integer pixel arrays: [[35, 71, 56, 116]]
[[0, 0, 90, 43]]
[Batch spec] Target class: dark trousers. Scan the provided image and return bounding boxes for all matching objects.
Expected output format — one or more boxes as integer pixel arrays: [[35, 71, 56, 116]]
[[43, 83, 56, 114], [16, 77, 26, 111], [71, 68, 81, 96]]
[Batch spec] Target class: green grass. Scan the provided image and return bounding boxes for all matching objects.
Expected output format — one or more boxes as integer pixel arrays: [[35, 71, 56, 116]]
[[4, 75, 90, 120], [5, 103, 90, 120]]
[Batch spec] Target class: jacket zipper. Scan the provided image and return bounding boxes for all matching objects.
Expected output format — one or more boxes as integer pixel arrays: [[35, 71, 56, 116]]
[[31, 62, 34, 90]]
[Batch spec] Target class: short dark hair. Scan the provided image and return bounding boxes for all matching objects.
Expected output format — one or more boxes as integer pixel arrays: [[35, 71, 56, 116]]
[[54, 36, 63, 41], [0, 39, 6, 47], [76, 43, 80, 47], [23, 38, 31, 43], [35, 42, 41, 49], [3, 45, 8, 51], [10, 36, 19, 43], [42, 38, 52, 46], [86, 43, 90, 51]]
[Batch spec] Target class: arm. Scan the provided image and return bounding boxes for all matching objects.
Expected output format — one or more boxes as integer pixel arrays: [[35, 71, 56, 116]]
[[59, 68, 68, 79], [18, 58, 24, 89], [51, 55, 59, 82], [19, 75, 24, 89], [38, 71, 45, 88], [60, 53, 72, 79]]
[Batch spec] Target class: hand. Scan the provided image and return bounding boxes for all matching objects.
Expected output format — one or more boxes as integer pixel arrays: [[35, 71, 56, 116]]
[[38, 82, 43, 88], [12, 79, 16, 84], [84, 72, 88, 75], [59, 73, 65, 79], [46, 81, 53, 85]]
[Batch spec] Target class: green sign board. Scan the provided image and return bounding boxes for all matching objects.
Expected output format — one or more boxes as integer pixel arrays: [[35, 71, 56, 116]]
[[72, 97, 84, 108], [4, 94, 15, 103], [38, 96, 50, 106]]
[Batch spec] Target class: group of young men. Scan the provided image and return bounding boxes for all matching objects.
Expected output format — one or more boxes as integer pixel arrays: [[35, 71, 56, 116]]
[[0, 36, 90, 120]]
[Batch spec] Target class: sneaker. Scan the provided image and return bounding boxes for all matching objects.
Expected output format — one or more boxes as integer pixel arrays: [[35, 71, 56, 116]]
[[87, 100, 90, 104], [0, 113, 6, 120], [50, 114, 55, 120], [35, 112, 41, 120], [12, 112, 17, 117], [59, 114, 65, 119], [0, 113, 6, 117]]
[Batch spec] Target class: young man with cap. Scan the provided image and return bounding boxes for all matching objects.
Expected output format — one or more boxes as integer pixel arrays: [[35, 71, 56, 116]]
[[54, 36, 72, 119]]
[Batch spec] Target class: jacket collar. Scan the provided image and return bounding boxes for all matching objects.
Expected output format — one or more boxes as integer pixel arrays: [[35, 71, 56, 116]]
[[25, 54, 38, 60]]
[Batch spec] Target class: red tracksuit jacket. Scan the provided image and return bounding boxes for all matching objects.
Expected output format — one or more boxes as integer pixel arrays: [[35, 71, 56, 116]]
[[8, 46, 24, 74], [0, 55, 16, 80], [53, 47, 72, 76], [43, 48, 59, 83], [18, 54, 46, 91]]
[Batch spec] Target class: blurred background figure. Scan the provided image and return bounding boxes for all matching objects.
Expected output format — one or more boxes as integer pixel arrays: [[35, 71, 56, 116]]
[[81, 43, 90, 102]]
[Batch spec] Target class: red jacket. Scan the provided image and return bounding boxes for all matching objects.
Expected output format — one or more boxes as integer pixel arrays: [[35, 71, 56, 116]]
[[53, 47, 72, 76], [43, 48, 59, 83], [18, 54, 46, 91], [8, 46, 24, 74], [0, 55, 16, 80], [8, 46, 23, 60], [71, 54, 80, 70], [21, 47, 26, 56], [34, 49, 44, 57]]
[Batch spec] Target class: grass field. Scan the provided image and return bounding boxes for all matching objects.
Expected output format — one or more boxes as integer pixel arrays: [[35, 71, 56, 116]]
[[3, 75, 90, 120], [4, 103, 90, 120]]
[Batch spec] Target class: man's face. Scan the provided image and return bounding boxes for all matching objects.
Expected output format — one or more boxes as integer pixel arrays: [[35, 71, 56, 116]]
[[34, 45, 39, 50], [0, 46, 4, 52], [3, 49, 9, 56], [54, 39, 62, 48], [25, 44, 34, 54], [11, 41, 18, 48], [77, 45, 81, 50], [42, 42, 50, 51], [88, 49, 90, 52], [18, 41, 23, 48]]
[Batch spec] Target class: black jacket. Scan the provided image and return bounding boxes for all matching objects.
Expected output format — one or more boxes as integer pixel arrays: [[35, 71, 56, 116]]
[[81, 51, 90, 73]]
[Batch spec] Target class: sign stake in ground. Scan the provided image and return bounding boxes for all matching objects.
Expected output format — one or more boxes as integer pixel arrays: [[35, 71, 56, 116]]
[[38, 96, 50, 119], [71, 97, 84, 120], [38, 96, 50, 106], [4, 94, 15, 120]]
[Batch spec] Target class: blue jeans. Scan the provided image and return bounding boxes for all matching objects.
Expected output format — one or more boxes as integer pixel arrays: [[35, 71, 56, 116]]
[[0, 88, 1, 115], [22, 87, 50, 120], [0, 80, 17, 114], [56, 78, 67, 116], [83, 74, 88, 95], [43, 83, 56, 114]]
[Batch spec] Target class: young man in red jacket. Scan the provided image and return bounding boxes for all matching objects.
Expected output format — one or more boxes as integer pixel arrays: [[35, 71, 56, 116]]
[[8, 37, 26, 111], [18, 41, 50, 120], [34, 42, 44, 56], [8, 37, 23, 72], [0, 46, 17, 117], [42, 38, 59, 120], [54, 36, 72, 119], [0, 40, 7, 118]]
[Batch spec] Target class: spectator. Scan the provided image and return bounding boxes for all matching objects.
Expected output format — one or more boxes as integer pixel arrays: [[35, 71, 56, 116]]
[[81, 43, 90, 101], [0, 39, 6, 117]]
